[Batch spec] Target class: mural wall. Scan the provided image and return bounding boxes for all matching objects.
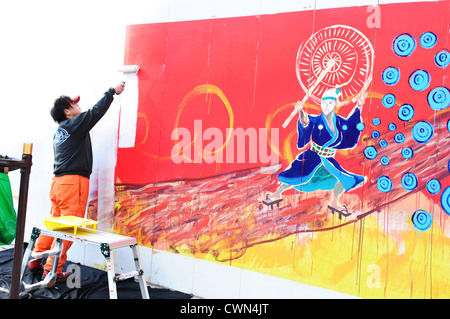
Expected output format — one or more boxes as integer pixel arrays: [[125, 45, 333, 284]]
[[90, 1, 450, 298]]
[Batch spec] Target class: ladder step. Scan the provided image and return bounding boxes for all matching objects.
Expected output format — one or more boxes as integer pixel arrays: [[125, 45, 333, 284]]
[[30, 246, 61, 260], [19, 272, 56, 296], [114, 270, 140, 282]]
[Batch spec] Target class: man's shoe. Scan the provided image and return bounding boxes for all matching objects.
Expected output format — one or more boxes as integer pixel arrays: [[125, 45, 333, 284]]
[[27, 259, 44, 273]]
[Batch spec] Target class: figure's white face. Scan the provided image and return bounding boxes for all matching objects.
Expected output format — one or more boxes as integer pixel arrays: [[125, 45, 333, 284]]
[[321, 99, 336, 115]]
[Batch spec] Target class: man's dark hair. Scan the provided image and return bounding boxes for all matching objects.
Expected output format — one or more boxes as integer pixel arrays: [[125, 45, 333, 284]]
[[50, 96, 74, 123]]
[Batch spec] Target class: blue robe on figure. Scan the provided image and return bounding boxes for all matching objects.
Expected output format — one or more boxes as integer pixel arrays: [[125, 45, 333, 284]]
[[278, 107, 364, 192]]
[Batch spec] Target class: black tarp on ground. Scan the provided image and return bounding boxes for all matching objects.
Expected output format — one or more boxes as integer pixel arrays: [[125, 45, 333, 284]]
[[0, 247, 192, 299]]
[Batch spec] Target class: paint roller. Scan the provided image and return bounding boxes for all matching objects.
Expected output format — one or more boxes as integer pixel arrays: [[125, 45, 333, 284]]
[[117, 65, 140, 148], [118, 65, 140, 83]]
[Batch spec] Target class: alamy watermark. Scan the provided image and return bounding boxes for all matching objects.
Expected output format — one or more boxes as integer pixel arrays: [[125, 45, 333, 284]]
[[66, 264, 81, 289], [367, 264, 381, 289], [366, 4, 381, 29], [171, 120, 280, 165]]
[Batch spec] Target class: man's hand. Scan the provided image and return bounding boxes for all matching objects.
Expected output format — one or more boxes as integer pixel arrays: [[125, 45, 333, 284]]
[[357, 91, 367, 107], [294, 100, 303, 113], [113, 82, 125, 95], [352, 91, 367, 108], [295, 100, 309, 127]]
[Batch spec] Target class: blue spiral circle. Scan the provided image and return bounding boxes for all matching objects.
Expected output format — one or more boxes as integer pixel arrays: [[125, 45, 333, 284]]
[[388, 123, 397, 131], [372, 130, 380, 139], [420, 32, 437, 49], [398, 104, 414, 121], [442, 186, 450, 216], [393, 33, 416, 57], [377, 176, 393, 193], [394, 132, 405, 143], [401, 172, 418, 191], [372, 118, 381, 126], [426, 179, 441, 195], [364, 146, 377, 160], [380, 156, 390, 166], [447, 119, 450, 132], [412, 210, 433, 231], [435, 49, 450, 68], [409, 69, 430, 91], [412, 121, 434, 143], [382, 66, 400, 85], [382, 94, 396, 108], [427, 87, 450, 110], [379, 139, 388, 148], [401, 147, 414, 159]]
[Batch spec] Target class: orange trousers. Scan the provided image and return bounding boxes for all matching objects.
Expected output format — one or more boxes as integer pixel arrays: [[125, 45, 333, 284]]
[[34, 175, 89, 273]]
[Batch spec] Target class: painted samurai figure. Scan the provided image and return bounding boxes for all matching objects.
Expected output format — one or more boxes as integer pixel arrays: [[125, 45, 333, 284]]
[[266, 87, 367, 215]]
